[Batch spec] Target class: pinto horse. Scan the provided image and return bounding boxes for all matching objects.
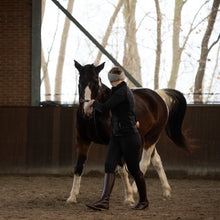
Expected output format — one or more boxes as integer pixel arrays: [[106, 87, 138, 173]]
[[67, 61, 192, 205]]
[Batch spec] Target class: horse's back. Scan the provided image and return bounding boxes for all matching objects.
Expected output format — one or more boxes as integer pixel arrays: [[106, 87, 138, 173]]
[[132, 88, 168, 140], [132, 88, 167, 112]]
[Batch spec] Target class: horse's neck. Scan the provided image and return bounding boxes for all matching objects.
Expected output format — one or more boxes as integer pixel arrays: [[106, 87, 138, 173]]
[[98, 83, 111, 103]]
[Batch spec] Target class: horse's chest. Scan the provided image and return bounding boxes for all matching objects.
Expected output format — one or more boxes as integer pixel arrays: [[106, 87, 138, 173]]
[[77, 117, 111, 145]]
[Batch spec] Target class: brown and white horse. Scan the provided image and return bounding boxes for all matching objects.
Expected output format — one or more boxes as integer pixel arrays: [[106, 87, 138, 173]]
[[67, 61, 193, 205]]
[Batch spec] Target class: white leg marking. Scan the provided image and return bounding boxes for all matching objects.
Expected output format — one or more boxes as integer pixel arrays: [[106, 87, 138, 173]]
[[67, 174, 81, 203], [132, 145, 155, 193], [151, 149, 171, 199], [117, 165, 135, 206], [140, 145, 155, 174], [83, 86, 93, 116]]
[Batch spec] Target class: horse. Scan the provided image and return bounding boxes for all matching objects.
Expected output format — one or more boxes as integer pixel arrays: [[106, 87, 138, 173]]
[[67, 61, 193, 205]]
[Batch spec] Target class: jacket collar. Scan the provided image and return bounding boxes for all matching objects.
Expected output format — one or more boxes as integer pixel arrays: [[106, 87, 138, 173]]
[[112, 81, 126, 93]]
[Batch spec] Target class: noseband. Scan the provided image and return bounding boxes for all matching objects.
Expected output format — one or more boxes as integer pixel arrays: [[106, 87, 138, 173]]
[[79, 99, 90, 104]]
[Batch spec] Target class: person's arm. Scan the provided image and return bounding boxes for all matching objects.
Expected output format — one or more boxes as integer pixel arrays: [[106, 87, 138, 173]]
[[88, 89, 125, 113]]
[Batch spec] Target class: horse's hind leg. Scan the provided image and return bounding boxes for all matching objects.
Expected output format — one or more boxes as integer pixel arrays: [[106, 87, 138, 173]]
[[117, 165, 135, 206], [67, 141, 91, 203], [151, 148, 171, 199], [132, 144, 155, 193]]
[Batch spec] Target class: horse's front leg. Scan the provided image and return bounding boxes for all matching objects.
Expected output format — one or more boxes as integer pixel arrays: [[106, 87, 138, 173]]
[[67, 140, 91, 203], [117, 165, 135, 206]]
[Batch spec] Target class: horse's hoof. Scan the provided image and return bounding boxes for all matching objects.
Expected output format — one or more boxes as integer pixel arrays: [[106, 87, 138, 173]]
[[66, 196, 77, 204], [163, 189, 171, 200], [124, 198, 135, 206]]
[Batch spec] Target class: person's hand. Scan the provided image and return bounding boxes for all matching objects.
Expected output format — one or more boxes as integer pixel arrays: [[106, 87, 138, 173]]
[[88, 99, 95, 107], [136, 121, 140, 128]]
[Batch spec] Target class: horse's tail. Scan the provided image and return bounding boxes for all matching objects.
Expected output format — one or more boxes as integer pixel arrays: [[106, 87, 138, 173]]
[[157, 89, 196, 153]]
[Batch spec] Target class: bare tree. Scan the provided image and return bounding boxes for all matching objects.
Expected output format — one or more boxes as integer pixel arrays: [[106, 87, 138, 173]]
[[154, 0, 162, 90], [123, 0, 142, 87], [168, 0, 213, 89], [205, 42, 220, 103], [168, 0, 187, 89], [54, 0, 74, 102], [94, 0, 124, 66], [41, 0, 51, 101], [41, 49, 51, 101], [194, 0, 220, 103], [41, 0, 62, 101]]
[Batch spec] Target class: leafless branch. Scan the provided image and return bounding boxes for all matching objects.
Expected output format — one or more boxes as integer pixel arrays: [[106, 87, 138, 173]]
[[208, 34, 220, 53], [137, 12, 151, 30], [41, 10, 60, 84], [94, 0, 124, 65], [181, 0, 209, 50]]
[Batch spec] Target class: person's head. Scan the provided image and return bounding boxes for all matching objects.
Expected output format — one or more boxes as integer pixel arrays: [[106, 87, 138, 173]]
[[108, 67, 126, 86]]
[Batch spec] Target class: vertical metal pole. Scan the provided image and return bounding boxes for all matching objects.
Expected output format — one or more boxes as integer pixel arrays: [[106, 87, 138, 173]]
[[31, 0, 41, 106]]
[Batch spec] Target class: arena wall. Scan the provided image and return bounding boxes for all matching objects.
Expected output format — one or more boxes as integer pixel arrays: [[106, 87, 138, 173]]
[[0, 106, 219, 178]]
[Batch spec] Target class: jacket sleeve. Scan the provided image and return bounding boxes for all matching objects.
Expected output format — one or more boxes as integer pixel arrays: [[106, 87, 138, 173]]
[[92, 89, 125, 112]]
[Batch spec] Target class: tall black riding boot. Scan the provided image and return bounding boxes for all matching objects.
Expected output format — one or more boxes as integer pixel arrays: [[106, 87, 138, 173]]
[[86, 173, 115, 211], [132, 170, 149, 210]]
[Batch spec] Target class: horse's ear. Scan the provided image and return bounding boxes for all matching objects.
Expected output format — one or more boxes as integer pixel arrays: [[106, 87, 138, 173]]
[[95, 62, 105, 73], [74, 60, 82, 72]]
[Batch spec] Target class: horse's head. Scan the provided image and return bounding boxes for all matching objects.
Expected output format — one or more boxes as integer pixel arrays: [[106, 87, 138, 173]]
[[75, 60, 105, 117]]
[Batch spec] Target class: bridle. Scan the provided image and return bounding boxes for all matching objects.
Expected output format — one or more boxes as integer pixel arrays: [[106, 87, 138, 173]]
[[79, 99, 90, 104], [78, 83, 107, 144], [78, 81, 103, 119]]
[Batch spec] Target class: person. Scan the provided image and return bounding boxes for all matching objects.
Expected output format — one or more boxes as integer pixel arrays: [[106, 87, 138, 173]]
[[86, 67, 148, 211]]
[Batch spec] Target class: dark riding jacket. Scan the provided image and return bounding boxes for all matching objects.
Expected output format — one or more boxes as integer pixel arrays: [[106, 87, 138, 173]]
[[92, 81, 138, 136]]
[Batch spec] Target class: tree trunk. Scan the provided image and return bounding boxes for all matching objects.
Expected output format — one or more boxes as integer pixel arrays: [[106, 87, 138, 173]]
[[41, 48, 51, 101], [205, 42, 220, 103], [94, 0, 124, 66], [123, 0, 142, 87], [54, 0, 74, 102], [41, 0, 51, 101], [154, 0, 162, 90], [168, 0, 186, 89], [194, 0, 220, 103]]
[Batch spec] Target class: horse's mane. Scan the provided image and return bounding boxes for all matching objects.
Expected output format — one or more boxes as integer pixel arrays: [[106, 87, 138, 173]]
[[99, 83, 111, 103]]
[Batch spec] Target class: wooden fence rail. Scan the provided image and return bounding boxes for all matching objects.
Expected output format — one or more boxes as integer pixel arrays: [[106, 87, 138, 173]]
[[0, 106, 219, 177]]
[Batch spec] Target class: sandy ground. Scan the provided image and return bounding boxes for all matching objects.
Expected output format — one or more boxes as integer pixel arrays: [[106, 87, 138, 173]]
[[0, 175, 219, 220]]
